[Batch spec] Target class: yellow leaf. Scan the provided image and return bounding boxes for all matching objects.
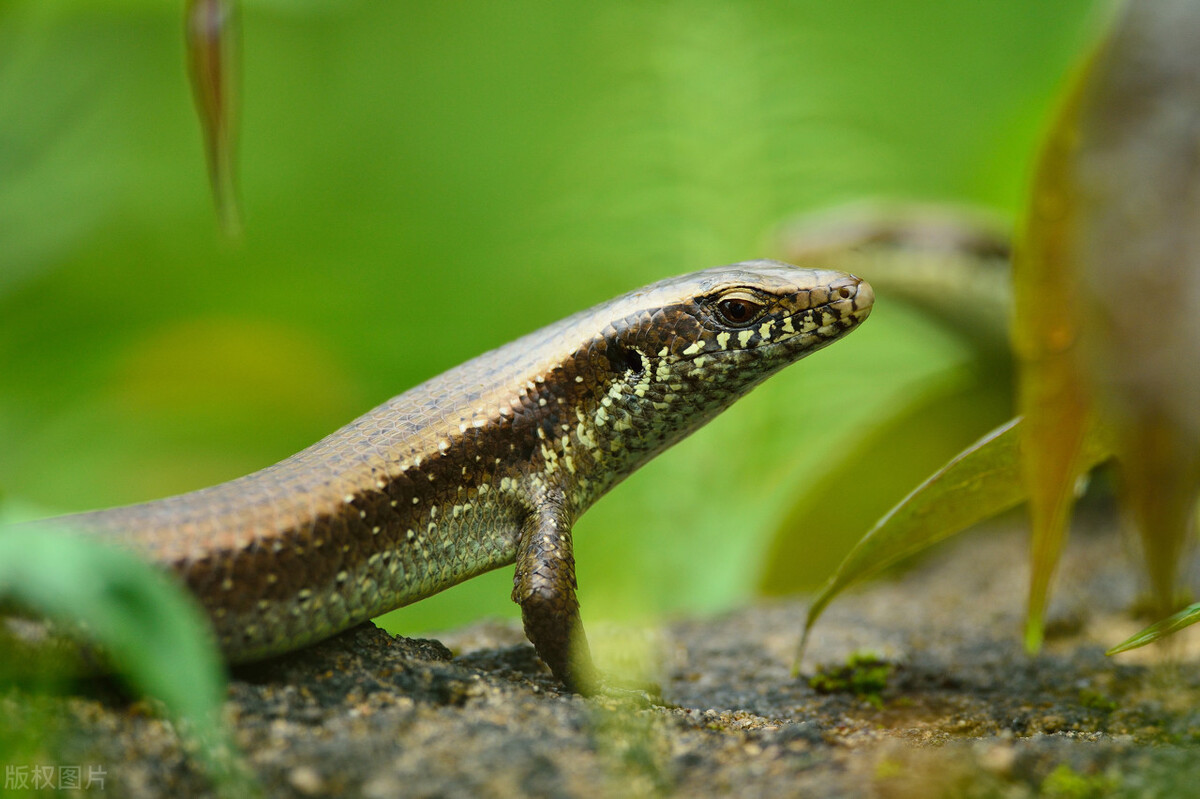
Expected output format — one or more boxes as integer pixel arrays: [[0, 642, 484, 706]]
[[1012, 67, 1094, 653], [187, 0, 242, 236], [1072, 2, 1200, 619]]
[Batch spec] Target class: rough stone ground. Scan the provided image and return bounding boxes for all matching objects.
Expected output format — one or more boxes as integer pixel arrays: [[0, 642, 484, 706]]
[[5, 518, 1200, 798]]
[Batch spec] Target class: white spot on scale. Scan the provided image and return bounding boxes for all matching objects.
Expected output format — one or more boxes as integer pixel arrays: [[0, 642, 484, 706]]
[[574, 376, 584, 383], [716, 332, 731, 350], [658, 346, 669, 357], [343, 495, 355, 504], [737, 329, 753, 348], [539, 398, 547, 407], [459, 423, 468, 433], [576, 422, 598, 449], [681, 340, 704, 356], [438, 440, 450, 452], [412, 497, 420, 504], [781, 317, 795, 334], [758, 320, 774, 340], [694, 355, 707, 368]]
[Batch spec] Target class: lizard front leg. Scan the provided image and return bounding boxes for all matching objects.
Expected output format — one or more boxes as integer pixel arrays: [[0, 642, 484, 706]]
[[511, 495, 599, 694]]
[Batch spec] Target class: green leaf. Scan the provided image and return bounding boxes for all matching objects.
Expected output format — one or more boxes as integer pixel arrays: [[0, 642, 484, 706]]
[[794, 416, 1112, 672], [1107, 603, 1200, 656], [0, 524, 255, 795]]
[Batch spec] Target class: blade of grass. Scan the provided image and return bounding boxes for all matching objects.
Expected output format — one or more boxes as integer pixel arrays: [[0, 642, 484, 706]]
[[1107, 602, 1200, 656], [794, 416, 1112, 672]]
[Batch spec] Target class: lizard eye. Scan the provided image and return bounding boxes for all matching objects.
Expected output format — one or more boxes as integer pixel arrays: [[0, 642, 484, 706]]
[[714, 295, 765, 327]]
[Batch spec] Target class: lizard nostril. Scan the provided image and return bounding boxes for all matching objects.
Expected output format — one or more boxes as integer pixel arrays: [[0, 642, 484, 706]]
[[837, 284, 854, 299]]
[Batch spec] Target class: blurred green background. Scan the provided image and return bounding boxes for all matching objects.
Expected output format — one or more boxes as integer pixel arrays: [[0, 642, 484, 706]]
[[0, 1, 1102, 634]]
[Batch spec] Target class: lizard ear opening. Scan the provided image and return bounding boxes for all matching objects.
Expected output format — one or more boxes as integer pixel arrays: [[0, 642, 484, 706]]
[[623, 347, 645, 375], [605, 343, 645, 376]]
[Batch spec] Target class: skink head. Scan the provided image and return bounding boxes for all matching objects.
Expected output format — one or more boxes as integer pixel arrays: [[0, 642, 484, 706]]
[[509, 259, 873, 511], [561, 260, 873, 490], [613, 259, 873, 373]]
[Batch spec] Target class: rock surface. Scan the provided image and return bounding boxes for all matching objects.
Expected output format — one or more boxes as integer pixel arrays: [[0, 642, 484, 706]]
[[5, 521, 1200, 797]]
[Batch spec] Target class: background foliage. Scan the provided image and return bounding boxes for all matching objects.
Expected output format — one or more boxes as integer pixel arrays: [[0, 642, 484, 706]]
[[0, 1, 1102, 633]]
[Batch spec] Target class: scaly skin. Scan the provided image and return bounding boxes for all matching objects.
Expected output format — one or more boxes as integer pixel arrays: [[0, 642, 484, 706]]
[[38, 260, 873, 692]]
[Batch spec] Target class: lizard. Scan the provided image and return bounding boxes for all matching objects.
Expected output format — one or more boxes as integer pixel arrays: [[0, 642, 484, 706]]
[[21, 260, 873, 694]]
